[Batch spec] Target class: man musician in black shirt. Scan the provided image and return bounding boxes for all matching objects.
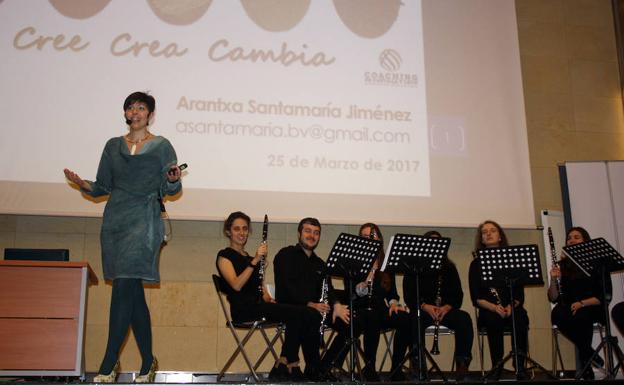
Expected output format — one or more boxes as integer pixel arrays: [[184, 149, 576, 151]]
[[273, 217, 350, 381], [403, 230, 474, 381]]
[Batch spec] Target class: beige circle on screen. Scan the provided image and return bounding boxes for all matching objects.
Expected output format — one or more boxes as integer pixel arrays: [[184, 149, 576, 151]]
[[333, 0, 401, 39], [240, 0, 310, 32], [148, 0, 213, 25], [49, 0, 111, 19]]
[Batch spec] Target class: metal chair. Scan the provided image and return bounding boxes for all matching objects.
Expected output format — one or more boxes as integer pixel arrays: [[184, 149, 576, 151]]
[[377, 327, 396, 372], [475, 308, 533, 378], [424, 324, 456, 372], [212, 274, 284, 382], [551, 322, 606, 377]]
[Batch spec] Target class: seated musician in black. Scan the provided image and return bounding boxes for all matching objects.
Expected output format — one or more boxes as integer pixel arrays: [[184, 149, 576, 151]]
[[273, 217, 350, 381], [404, 230, 473, 381], [320, 223, 412, 381], [468, 220, 529, 380], [216, 211, 309, 381], [549, 226, 610, 380]]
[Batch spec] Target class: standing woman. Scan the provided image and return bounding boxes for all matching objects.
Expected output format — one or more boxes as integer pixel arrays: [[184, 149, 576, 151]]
[[216, 211, 309, 381], [549, 226, 609, 380], [468, 220, 529, 380], [64, 91, 182, 382]]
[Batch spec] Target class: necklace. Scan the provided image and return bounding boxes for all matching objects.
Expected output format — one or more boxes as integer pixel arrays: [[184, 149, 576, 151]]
[[125, 132, 151, 155]]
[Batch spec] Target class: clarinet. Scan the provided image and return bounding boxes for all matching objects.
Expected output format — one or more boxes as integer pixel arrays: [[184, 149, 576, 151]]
[[257, 214, 268, 302], [319, 276, 329, 342], [430, 273, 443, 355], [490, 287, 502, 305], [365, 225, 377, 311], [547, 227, 563, 302]]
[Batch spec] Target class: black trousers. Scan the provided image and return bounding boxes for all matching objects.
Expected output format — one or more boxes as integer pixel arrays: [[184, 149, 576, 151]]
[[552, 303, 603, 368], [478, 307, 529, 369], [321, 307, 411, 371], [418, 308, 473, 362], [234, 302, 312, 364]]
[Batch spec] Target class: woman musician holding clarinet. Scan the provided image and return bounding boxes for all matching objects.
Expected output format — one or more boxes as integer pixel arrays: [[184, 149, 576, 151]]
[[549, 226, 610, 380], [404, 230, 473, 381], [216, 211, 311, 381], [468, 220, 530, 380], [320, 223, 411, 382]]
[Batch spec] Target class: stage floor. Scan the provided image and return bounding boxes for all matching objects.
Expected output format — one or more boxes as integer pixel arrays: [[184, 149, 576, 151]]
[[2, 369, 624, 385]]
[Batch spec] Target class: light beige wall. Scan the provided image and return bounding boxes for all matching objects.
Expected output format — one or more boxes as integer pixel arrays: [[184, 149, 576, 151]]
[[1, 0, 623, 375], [518, 0, 624, 215], [517, 0, 624, 371], [0, 215, 545, 373]]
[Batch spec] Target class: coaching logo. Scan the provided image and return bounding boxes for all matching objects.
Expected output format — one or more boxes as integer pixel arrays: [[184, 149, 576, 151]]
[[364, 49, 417, 88]]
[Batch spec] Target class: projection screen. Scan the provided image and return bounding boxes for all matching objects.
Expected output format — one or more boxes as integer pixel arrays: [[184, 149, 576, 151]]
[[0, 0, 535, 227]]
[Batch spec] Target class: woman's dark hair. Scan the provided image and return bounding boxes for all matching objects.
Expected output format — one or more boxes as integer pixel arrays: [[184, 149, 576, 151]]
[[566, 226, 591, 244], [358, 222, 391, 291], [223, 211, 251, 237], [474, 219, 509, 252], [359, 222, 384, 244], [423, 230, 442, 238], [562, 227, 591, 277], [123, 91, 155, 113], [423, 230, 455, 268]]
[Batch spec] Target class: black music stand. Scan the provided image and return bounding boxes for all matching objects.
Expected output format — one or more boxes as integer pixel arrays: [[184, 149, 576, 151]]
[[381, 233, 450, 381], [476, 245, 554, 380], [325, 232, 381, 382], [563, 238, 624, 379]]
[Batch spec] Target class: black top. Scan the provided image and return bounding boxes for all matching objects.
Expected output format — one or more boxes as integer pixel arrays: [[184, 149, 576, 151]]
[[216, 247, 261, 310], [469, 257, 525, 307], [404, 260, 463, 310], [557, 257, 611, 304], [274, 244, 336, 305], [353, 270, 401, 310]]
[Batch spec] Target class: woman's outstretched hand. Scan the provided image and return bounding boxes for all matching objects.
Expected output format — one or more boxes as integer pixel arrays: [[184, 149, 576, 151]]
[[63, 168, 92, 191]]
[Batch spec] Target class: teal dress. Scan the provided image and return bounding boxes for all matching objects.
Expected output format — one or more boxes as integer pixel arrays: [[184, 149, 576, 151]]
[[84, 136, 181, 282]]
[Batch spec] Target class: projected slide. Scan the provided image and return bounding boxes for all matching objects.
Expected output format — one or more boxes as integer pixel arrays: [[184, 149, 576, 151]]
[[0, 1, 536, 227], [1, 1, 427, 196]]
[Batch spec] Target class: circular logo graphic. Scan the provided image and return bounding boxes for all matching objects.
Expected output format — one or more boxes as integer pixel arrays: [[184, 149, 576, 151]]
[[49, 0, 111, 19], [379, 49, 401, 72], [241, 0, 310, 32], [147, 0, 213, 26], [333, 0, 401, 39]]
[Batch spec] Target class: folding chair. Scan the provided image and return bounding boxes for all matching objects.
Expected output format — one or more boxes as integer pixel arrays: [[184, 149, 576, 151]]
[[424, 324, 456, 372], [377, 327, 396, 372], [213, 275, 284, 382], [551, 322, 606, 377], [475, 308, 533, 378]]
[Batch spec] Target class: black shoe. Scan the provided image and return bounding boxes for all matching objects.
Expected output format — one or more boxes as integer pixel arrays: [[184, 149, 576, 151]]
[[362, 364, 380, 382], [269, 363, 289, 381], [455, 362, 469, 382], [516, 369, 530, 381], [582, 367, 595, 380], [489, 366, 503, 381], [304, 366, 324, 382], [290, 366, 305, 381], [592, 355, 605, 368], [390, 369, 406, 382]]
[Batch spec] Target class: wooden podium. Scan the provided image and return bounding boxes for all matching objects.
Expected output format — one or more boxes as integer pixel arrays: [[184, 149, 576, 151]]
[[0, 260, 97, 378]]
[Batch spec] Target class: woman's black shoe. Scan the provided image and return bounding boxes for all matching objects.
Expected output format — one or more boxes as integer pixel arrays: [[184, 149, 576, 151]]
[[269, 363, 289, 381], [362, 364, 380, 382]]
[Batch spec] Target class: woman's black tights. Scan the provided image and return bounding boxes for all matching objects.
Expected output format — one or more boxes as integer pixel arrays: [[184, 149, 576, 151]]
[[99, 278, 153, 375]]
